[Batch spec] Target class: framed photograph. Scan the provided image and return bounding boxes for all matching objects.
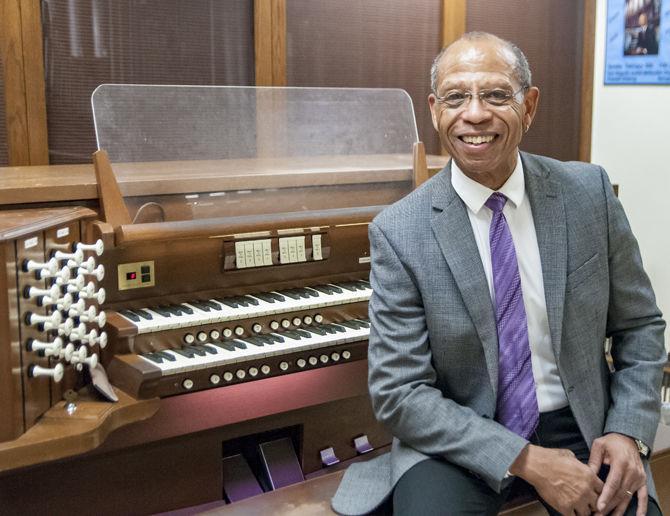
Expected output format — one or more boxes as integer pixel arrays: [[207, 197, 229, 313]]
[[605, 0, 670, 84]]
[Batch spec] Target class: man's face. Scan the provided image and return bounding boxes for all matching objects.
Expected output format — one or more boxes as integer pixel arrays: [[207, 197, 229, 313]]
[[639, 13, 648, 26], [428, 38, 539, 189]]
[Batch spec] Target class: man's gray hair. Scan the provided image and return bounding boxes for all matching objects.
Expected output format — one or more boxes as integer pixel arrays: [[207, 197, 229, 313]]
[[430, 32, 532, 93]]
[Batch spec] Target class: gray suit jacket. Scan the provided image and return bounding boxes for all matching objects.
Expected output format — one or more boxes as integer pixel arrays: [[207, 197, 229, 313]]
[[332, 153, 666, 515]]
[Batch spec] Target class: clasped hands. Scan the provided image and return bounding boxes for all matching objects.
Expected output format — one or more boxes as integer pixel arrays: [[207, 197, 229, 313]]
[[510, 433, 647, 515]]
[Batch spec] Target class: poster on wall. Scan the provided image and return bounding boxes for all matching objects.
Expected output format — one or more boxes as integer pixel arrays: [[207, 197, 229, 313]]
[[605, 0, 670, 84]]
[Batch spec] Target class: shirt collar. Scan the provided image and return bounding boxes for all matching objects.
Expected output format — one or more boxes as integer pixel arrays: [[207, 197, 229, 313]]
[[451, 153, 525, 214]]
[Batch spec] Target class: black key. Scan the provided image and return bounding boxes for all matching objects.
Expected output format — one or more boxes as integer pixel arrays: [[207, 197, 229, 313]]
[[142, 352, 164, 364], [178, 304, 194, 314], [210, 341, 239, 352], [354, 319, 370, 328], [217, 297, 238, 308], [336, 320, 362, 330], [323, 323, 346, 334], [156, 350, 177, 361], [254, 334, 275, 345], [311, 285, 336, 295], [134, 309, 153, 320], [278, 290, 301, 300], [199, 344, 219, 355], [185, 346, 207, 356], [305, 325, 327, 336], [359, 279, 371, 286], [352, 281, 369, 291], [189, 301, 212, 312], [267, 333, 285, 343], [267, 292, 285, 302], [325, 284, 344, 294], [335, 283, 357, 292], [280, 331, 302, 341], [240, 295, 259, 306], [301, 288, 320, 298], [295, 329, 313, 338], [150, 306, 173, 318], [240, 337, 265, 347], [229, 339, 247, 350], [202, 300, 222, 310], [172, 348, 196, 358], [253, 293, 276, 304], [232, 296, 251, 307], [161, 305, 183, 316], [119, 309, 140, 322]]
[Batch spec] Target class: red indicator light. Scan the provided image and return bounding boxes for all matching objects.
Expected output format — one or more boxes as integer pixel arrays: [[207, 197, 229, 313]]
[[126, 272, 137, 280]]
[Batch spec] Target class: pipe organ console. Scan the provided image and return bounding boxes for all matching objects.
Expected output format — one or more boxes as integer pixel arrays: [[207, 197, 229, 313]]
[[0, 85, 666, 515]]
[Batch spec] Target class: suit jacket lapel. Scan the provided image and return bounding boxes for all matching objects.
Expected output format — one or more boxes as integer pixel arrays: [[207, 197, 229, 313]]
[[430, 166, 499, 396], [522, 153, 567, 359]]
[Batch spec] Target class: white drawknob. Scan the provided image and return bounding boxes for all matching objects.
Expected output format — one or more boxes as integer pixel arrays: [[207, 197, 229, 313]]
[[81, 329, 108, 349], [28, 363, 64, 383], [25, 310, 62, 328], [78, 256, 97, 273], [46, 266, 71, 282], [78, 283, 106, 304], [58, 274, 85, 292], [66, 323, 87, 341], [76, 239, 104, 256], [70, 347, 98, 369], [78, 306, 105, 327], [97, 331, 108, 349], [23, 284, 61, 301], [56, 318, 76, 337], [78, 264, 104, 281], [23, 257, 58, 275], [66, 299, 87, 317], [53, 248, 84, 266], [26, 337, 63, 357], [60, 343, 76, 361], [54, 293, 74, 311]]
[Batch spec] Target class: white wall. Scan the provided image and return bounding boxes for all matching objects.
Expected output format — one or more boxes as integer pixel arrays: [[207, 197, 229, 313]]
[[591, 0, 670, 350]]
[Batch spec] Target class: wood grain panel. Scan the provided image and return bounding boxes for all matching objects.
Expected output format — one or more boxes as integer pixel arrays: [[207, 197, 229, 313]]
[[18, 0, 48, 165], [0, 0, 29, 165], [441, 0, 466, 48], [271, 0, 286, 86], [254, 0, 273, 86]]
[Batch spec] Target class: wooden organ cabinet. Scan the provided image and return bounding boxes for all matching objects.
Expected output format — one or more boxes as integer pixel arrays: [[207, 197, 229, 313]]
[[0, 86, 446, 514]]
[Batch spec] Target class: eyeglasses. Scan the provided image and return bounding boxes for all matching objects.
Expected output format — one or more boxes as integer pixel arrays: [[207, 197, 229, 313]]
[[434, 86, 528, 109]]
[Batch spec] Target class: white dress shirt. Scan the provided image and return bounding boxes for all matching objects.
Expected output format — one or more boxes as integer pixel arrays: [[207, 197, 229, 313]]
[[451, 156, 568, 412]]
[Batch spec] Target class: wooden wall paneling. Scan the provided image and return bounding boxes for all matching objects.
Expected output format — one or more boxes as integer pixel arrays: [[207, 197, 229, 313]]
[[0, 0, 30, 165], [18, 0, 48, 165], [441, 0, 466, 50], [271, 0, 286, 86], [0, 0, 48, 166], [438, 0, 466, 156], [579, 0, 596, 162], [254, 0, 273, 86]]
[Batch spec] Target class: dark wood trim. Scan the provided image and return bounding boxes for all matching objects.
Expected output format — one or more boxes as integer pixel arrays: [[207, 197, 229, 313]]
[[254, 0, 273, 86], [579, 0, 596, 163]]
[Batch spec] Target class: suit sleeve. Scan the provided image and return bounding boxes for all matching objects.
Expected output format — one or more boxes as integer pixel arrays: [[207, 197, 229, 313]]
[[600, 168, 666, 449], [367, 221, 528, 493]]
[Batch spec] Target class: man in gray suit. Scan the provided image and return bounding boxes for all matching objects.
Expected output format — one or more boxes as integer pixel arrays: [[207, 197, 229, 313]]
[[332, 32, 666, 515]]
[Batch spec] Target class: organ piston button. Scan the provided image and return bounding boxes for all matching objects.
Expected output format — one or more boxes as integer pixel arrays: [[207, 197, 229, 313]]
[[197, 331, 208, 342], [261, 365, 271, 375], [331, 352, 341, 362], [184, 333, 195, 344], [209, 330, 220, 340], [210, 374, 221, 385], [279, 361, 289, 371], [296, 358, 307, 368], [281, 319, 291, 329], [234, 326, 244, 336], [342, 350, 351, 360], [270, 320, 280, 331], [303, 315, 313, 325], [252, 323, 262, 333], [223, 328, 233, 338], [292, 317, 302, 327], [320, 354, 329, 364], [314, 314, 324, 323], [248, 367, 259, 377], [308, 356, 318, 366], [223, 372, 234, 382], [236, 369, 246, 379], [182, 379, 194, 390]]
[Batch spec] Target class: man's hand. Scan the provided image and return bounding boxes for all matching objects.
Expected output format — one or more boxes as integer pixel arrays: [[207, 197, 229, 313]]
[[588, 433, 647, 516], [510, 444, 603, 515]]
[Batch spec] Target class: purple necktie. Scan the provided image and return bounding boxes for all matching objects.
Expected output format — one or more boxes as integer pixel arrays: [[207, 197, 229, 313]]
[[486, 193, 539, 440]]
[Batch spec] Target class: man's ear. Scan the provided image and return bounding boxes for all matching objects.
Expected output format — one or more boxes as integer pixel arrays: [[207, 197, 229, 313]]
[[428, 94, 439, 131], [523, 87, 540, 131]]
